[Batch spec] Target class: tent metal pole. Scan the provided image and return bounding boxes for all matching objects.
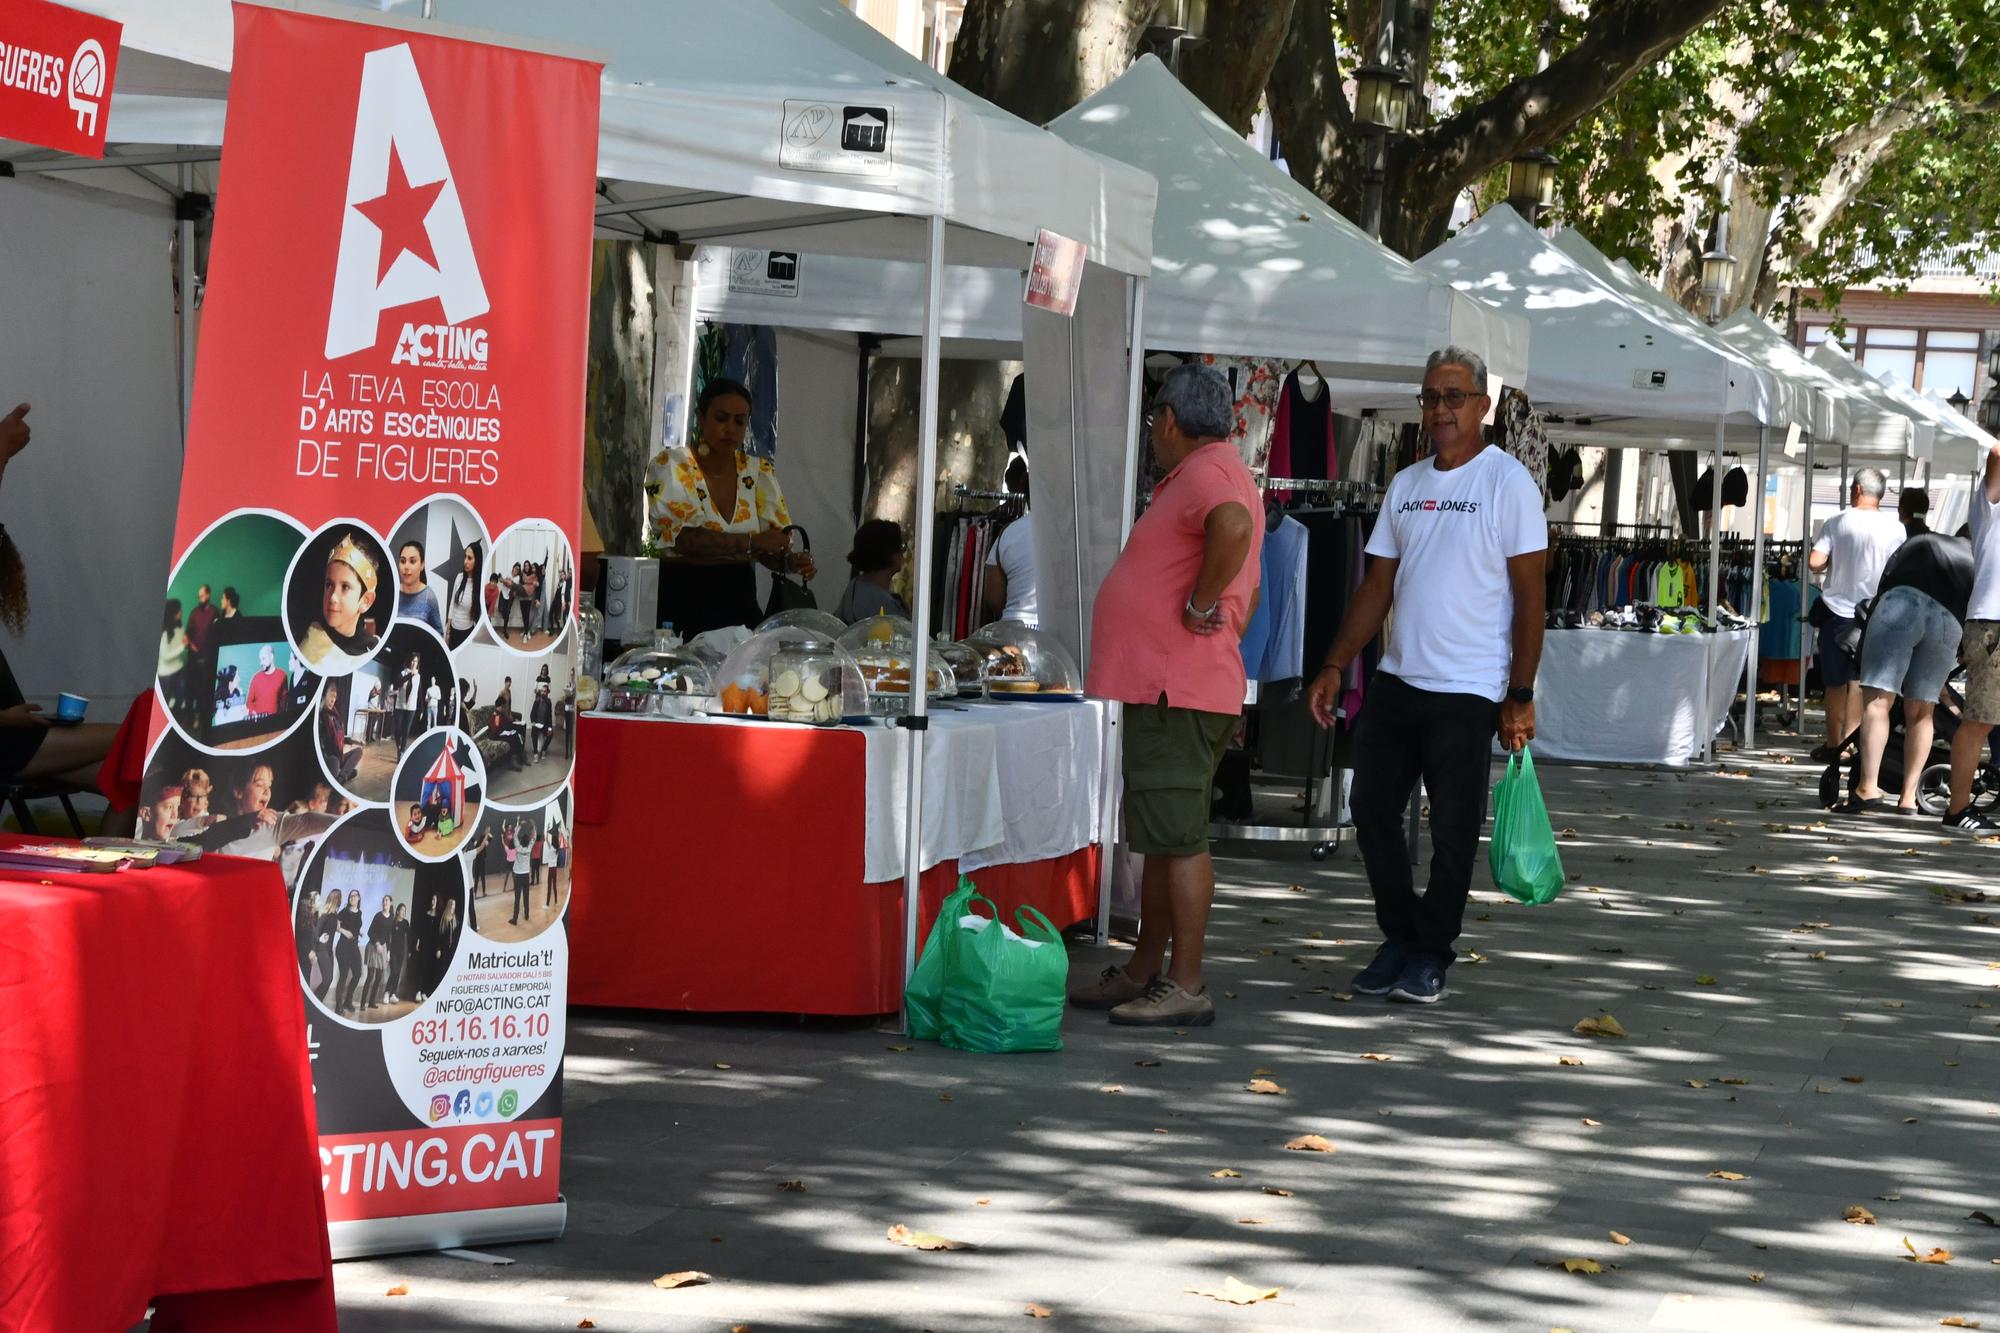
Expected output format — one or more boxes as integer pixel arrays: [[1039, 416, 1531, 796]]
[[1839, 442, 1850, 509], [1704, 415, 1724, 763], [1799, 432, 1817, 734], [1745, 425, 1769, 750], [1096, 274, 1147, 948], [177, 162, 195, 446], [897, 211, 947, 1033]]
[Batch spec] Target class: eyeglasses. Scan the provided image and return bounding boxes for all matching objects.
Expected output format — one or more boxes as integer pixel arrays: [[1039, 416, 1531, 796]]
[[1416, 389, 1484, 411]]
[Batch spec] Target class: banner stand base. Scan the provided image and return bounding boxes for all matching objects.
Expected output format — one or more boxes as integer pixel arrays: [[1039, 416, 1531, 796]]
[[330, 1198, 567, 1262]]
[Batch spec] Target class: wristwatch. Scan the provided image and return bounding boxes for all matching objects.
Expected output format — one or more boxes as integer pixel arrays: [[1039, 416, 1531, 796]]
[[1507, 685, 1535, 704]]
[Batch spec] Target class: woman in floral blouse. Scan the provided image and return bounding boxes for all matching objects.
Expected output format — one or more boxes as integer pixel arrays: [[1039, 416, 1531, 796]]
[[647, 378, 816, 635]]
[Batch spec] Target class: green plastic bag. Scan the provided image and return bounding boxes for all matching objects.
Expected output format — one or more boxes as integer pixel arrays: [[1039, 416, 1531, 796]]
[[1489, 749, 1566, 905], [938, 891, 1067, 1054], [906, 877, 978, 1042]]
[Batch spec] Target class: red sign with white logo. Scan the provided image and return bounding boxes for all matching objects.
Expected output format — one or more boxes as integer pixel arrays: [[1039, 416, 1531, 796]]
[[0, 0, 120, 157], [1023, 227, 1087, 318], [142, 3, 600, 1253]]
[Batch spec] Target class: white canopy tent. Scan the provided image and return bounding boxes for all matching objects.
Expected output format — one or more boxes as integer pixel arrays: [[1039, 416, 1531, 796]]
[[1879, 379, 1996, 479], [24, 0, 1159, 1091], [697, 55, 1528, 391], [1419, 206, 1807, 760]]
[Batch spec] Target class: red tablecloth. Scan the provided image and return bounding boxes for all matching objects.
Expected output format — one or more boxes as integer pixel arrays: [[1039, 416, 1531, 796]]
[[568, 715, 1099, 1015], [0, 838, 335, 1333]]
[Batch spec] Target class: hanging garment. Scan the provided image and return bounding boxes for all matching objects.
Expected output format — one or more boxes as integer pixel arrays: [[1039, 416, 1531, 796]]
[[1498, 388, 1552, 505], [1238, 515, 1310, 684], [1269, 370, 1338, 484], [1198, 354, 1284, 475]]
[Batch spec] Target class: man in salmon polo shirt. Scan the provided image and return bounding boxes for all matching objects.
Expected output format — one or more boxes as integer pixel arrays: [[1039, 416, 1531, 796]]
[[1309, 347, 1546, 1006], [1074, 362, 1262, 1028]]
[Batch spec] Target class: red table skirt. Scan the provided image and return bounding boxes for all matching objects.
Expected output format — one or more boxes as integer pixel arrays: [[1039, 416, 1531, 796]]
[[0, 837, 334, 1333], [568, 714, 1099, 1015]]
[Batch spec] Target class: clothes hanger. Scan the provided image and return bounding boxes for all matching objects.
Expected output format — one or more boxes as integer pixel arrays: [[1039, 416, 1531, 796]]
[[1293, 360, 1326, 402]]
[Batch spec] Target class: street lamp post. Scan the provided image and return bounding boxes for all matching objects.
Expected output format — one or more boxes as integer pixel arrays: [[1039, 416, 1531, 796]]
[[1949, 388, 1971, 417]]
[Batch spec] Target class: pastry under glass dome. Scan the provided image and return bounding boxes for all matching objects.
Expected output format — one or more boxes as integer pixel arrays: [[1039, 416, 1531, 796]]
[[600, 642, 715, 717], [962, 621, 1084, 699]]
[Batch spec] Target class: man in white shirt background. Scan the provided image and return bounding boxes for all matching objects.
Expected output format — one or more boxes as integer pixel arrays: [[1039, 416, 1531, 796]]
[[983, 454, 1039, 628], [1809, 468, 1906, 759], [1307, 347, 1547, 1007], [1946, 442, 2000, 832]]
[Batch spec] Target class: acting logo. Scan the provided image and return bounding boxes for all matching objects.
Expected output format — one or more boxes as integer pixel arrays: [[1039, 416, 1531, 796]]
[[325, 42, 490, 365], [428, 1093, 451, 1122], [68, 38, 108, 136], [474, 1090, 494, 1116], [496, 1088, 519, 1117]]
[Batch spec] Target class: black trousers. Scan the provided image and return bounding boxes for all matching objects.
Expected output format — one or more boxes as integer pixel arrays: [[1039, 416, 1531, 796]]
[[512, 874, 531, 922], [1350, 673, 1498, 967]]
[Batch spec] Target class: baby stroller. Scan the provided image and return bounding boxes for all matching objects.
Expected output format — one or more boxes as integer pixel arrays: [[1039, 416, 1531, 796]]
[[1821, 666, 2000, 814]]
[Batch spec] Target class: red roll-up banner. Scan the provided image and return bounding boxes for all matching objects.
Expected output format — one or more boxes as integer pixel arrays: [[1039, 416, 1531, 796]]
[[140, 3, 599, 1257]]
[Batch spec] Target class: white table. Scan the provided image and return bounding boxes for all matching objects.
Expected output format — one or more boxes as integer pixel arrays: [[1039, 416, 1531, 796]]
[[1530, 628, 1753, 766]]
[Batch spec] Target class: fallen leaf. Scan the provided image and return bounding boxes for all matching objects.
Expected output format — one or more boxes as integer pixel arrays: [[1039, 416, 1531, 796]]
[[1878, 1193, 1903, 1202], [887, 1044, 912, 1053], [1101, 1084, 1125, 1094], [1709, 1170, 1748, 1182], [1284, 1134, 1336, 1153], [385, 1283, 410, 1296], [1808, 951, 1828, 961], [1262, 1186, 1294, 1197], [1902, 1236, 1952, 1264], [886, 1224, 974, 1252], [713, 1062, 732, 1070], [1210, 1168, 1242, 1179], [1185, 1276, 1281, 1305], [578, 1323, 596, 1330], [779, 1179, 806, 1192], [1884, 1000, 1906, 1009], [1749, 1271, 1766, 1283], [1558, 1055, 1585, 1067], [1289, 883, 1305, 892], [1844, 1205, 1877, 1225], [1573, 1014, 1629, 1039], [1561, 1257, 1604, 1275], [1968, 1210, 1997, 1226], [1247, 1078, 1285, 1095], [1025, 1304, 1053, 1319], [1609, 1230, 1632, 1245], [1940, 1319, 1981, 1329], [1716, 1077, 1750, 1086], [653, 1271, 712, 1289], [1235, 1217, 1269, 1225], [1687, 1079, 1708, 1089], [1581, 1118, 1603, 1127], [1331, 992, 1354, 1002], [1905, 1117, 1921, 1124], [1842, 1075, 1866, 1084], [1359, 1052, 1394, 1062], [1135, 1058, 1161, 1068], [939, 1094, 954, 1102], [1224, 991, 1239, 999], [976, 1198, 992, 1205], [1696, 974, 1718, 986]]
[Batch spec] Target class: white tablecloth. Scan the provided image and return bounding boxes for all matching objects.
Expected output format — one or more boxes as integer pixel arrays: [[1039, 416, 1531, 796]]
[[1530, 629, 1753, 766], [863, 700, 1105, 882]]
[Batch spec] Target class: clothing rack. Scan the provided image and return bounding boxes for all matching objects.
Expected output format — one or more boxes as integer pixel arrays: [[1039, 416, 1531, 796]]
[[946, 483, 1026, 518]]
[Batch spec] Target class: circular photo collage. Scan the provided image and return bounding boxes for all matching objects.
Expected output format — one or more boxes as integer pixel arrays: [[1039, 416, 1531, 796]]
[[149, 497, 579, 913]]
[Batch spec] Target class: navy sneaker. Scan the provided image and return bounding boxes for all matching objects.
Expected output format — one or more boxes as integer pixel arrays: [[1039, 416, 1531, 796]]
[[1387, 955, 1447, 1005], [1352, 943, 1407, 996]]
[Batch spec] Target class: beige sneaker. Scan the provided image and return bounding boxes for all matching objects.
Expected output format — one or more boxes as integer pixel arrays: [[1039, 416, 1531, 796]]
[[1069, 964, 1151, 1010], [1109, 977, 1215, 1027]]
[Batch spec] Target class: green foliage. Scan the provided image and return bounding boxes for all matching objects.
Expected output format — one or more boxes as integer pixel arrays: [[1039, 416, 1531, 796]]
[[1426, 0, 2000, 298]]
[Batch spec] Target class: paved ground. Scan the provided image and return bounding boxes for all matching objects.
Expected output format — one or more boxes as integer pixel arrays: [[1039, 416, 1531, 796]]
[[334, 724, 2000, 1332]]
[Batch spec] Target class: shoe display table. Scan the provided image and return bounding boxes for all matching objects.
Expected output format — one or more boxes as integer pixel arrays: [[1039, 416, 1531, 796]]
[[0, 837, 336, 1333], [1530, 628, 1754, 766], [567, 703, 1107, 1015]]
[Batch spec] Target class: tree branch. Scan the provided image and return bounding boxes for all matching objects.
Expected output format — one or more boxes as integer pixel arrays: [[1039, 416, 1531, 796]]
[[1179, 0, 1299, 133], [1269, 0, 1365, 219], [1409, 0, 1730, 216]]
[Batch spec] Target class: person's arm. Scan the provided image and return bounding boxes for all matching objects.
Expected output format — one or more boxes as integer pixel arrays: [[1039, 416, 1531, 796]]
[[1808, 517, 1834, 574], [1307, 556, 1397, 727], [1985, 441, 2000, 506], [1182, 501, 1255, 636], [983, 564, 1008, 624], [0, 403, 28, 487], [1497, 549, 1547, 751]]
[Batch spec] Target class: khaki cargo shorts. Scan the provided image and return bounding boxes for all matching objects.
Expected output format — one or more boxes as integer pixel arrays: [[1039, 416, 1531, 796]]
[[1122, 699, 1237, 857]]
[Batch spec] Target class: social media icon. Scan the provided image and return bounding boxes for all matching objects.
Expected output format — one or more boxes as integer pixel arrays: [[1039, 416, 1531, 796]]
[[497, 1089, 519, 1117], [453, 1089, 472, 1116], [474, 1090, 494, 1116], [429, 1094, 450, 1122]]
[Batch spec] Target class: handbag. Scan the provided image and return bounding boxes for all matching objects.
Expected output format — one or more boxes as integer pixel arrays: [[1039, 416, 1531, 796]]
[[763, 524, 817, 617]]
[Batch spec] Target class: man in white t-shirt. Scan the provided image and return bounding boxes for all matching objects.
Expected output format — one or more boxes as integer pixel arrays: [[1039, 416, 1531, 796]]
[[1809, 468, 1906, 756], [1946, 442, 2000, 832], [1306, 347, 1547, 1007], [983, 456, 1039, 628]]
